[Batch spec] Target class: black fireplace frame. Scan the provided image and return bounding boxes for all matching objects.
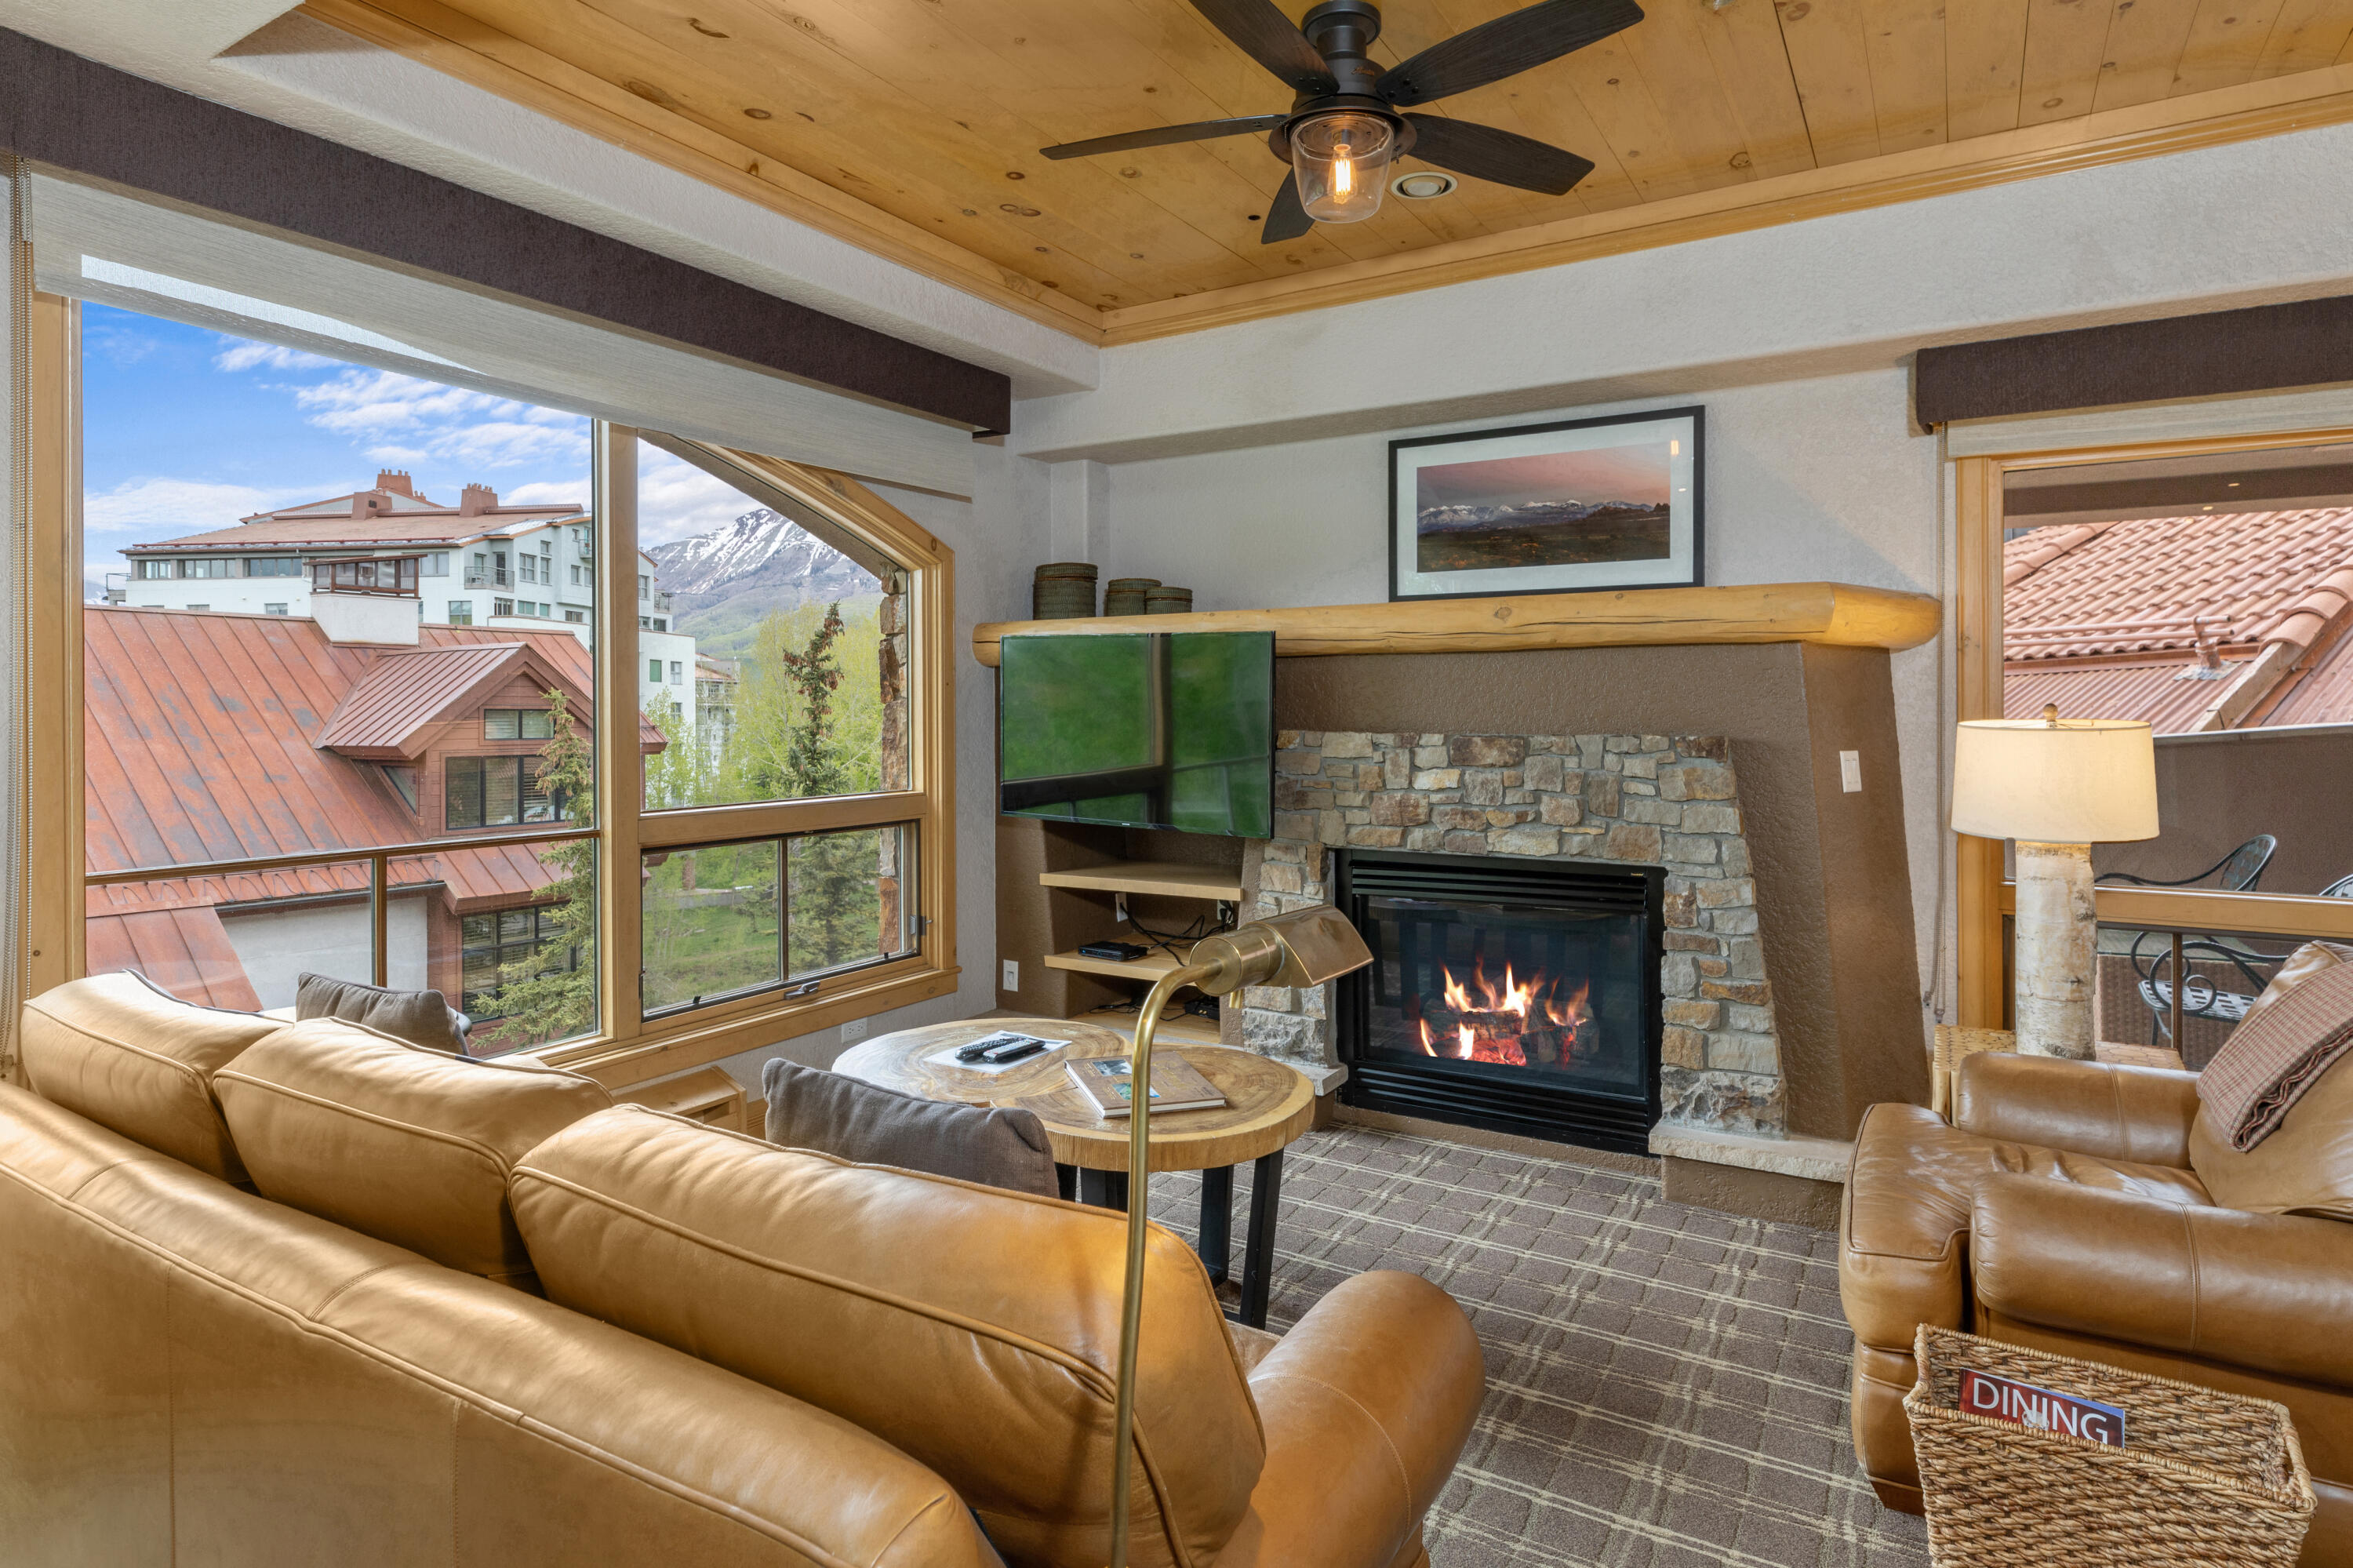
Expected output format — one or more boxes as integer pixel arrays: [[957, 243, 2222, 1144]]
[[1333, 847, 1664, 1155]]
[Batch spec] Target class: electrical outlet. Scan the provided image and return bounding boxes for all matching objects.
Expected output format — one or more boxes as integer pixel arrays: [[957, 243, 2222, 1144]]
[[1002, 959, 1020, 991], [840, 1017, 868, 1043], [1839, 750, 1863, 793]]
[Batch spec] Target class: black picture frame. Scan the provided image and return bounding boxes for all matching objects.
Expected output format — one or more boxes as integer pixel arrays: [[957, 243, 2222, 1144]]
[[1387, 406, 1706, 603]]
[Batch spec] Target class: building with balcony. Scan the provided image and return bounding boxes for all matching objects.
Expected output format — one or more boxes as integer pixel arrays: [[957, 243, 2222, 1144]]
[[111, 470, 694, 723]]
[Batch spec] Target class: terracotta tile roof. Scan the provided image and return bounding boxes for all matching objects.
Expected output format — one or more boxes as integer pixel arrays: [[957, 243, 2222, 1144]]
[[82, 608, 655, 904], [2004, 508, 2353, 731], [2005, 509, 2353, 660]]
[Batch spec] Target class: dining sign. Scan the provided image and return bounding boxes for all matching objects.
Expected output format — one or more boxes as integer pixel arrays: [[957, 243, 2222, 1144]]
[[1958, 1367, 2129, 1447]]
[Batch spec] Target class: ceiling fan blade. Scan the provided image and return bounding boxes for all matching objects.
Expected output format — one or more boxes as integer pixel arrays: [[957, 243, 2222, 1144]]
[[1261, 172, 1315, 244], [1190, 0, 1337, 92], [1377, 0, 1646, 107], [1040, 115, 1289, 160], [1404, 115, 1595, 195]]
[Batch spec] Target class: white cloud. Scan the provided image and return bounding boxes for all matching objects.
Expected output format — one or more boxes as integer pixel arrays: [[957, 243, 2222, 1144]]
[[637, 450, 759, 547], [86, 323, 160, 368], [503, 479, 591, 510], [84, 476, 325, 540], [294, 368, 496, 434], [214, 340, 336, 373], [434, 420, 590, 469]]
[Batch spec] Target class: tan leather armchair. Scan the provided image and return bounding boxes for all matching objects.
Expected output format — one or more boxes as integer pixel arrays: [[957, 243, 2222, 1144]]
[[1841, 1051, 2353, 1566]]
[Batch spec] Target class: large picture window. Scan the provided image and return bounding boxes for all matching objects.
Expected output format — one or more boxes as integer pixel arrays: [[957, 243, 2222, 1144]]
[[32, 296, 955, 1086]]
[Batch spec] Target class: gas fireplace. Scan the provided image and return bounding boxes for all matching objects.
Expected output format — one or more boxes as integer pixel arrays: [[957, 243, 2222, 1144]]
[[1334, 848, 1663, 1154]]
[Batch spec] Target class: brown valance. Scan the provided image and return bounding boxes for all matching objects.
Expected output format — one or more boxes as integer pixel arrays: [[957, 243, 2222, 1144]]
[[1915, 294, 2353, 429], [0, 26, 1010, 437]]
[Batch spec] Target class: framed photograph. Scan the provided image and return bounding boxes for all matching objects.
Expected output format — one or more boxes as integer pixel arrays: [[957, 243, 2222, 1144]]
[[1388, 406, 1704, 602]]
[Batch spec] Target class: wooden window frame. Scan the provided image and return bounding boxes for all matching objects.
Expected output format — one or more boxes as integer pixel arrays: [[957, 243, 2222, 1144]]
[[1953, 431, 2353, 1026], [24, 304, 958, 1090]]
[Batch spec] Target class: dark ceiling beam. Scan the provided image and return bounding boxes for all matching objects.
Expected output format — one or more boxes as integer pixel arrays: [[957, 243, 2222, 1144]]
[[1916, 294, 2353, 431], [0, 25, 1010, 436]]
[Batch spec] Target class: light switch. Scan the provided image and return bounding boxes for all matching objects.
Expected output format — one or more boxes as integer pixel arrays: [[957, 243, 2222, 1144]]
[[1002, 959, 1020, 991], [1839, 750, 1863, 792]]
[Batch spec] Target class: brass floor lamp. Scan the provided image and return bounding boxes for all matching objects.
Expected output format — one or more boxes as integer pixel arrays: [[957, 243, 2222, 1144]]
[[1105, 904, 1373, 1568]]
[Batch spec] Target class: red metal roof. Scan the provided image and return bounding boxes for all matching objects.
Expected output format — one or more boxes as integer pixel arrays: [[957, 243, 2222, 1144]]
[[314, 642, 591, 758], [82, 906, 261, 1011], [2002, 660, 2246, 731], [83, 608, 653, 901]]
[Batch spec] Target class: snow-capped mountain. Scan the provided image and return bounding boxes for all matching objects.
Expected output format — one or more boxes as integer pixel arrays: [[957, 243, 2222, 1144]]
[[649, 508, 881, 659]]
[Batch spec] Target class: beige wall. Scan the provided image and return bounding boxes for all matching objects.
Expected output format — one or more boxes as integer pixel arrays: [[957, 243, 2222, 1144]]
[[2093, 727, 2353, 900]]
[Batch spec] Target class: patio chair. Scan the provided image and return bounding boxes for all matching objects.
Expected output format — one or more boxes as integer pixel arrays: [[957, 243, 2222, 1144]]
[[2097, 833, 2276, 893]]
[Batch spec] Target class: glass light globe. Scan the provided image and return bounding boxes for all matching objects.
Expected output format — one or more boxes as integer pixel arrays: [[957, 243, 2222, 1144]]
[[1290, 111, 1397, 224]]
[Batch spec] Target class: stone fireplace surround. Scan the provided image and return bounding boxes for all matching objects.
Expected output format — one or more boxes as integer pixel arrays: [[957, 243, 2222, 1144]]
[[1231, 729, 1790, 1138], [995, 639, 1932, 1222]]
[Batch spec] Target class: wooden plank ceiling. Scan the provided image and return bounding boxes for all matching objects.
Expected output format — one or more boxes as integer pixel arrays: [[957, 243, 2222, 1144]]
[[301, 0, 2353, 341]]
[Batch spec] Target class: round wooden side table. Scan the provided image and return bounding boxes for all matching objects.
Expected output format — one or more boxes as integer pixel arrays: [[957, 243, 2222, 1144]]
[[831, 1016, 1314, 1326]]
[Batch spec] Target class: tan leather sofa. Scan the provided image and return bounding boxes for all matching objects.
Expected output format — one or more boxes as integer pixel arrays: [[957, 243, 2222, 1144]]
[[1841, 1050, 2353, 1566], [2, 974, 1485, 1566]]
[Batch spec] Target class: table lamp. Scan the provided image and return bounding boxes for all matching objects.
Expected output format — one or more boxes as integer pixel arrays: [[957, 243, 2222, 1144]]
[[1105, 903, 1373, 1568], [1951, 705, 2159, 1058]]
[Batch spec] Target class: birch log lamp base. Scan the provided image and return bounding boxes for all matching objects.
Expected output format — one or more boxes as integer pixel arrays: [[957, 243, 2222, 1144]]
[[1951, 706, 2160, 1058]]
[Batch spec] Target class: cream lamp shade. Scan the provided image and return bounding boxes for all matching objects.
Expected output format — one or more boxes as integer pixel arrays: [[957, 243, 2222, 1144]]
[[1951, 715, 2160, 843]]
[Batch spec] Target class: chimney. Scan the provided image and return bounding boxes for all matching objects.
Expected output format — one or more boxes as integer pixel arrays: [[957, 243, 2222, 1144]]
[[350, 490, 392, 520], [460, 483, 498, 517], [376, 468, 415, 497]]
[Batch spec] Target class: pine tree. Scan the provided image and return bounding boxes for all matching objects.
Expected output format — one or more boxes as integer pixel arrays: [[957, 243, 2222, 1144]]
[[770, 605, 876, 973], [482, 688, 598, 1045]]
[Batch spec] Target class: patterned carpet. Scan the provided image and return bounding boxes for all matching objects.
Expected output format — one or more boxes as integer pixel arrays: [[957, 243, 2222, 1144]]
[[1148, 1123, 1931, 1568]]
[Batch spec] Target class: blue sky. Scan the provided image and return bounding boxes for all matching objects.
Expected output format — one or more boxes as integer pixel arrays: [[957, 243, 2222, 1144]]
[[82, 304, 752, 586]]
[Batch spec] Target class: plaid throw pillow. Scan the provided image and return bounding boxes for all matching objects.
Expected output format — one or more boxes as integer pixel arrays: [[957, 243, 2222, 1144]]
[[2198, 956, 2353, 1151]]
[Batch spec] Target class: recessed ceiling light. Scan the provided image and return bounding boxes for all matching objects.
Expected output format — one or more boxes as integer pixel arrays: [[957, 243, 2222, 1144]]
[[1391, 170, 1458, 200]]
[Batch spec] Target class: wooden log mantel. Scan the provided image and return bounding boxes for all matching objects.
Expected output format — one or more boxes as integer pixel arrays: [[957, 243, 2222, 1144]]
[[971, 581, 1940, 667]]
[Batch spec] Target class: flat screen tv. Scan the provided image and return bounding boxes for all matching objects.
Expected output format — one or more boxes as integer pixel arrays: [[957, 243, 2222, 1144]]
[[998, 631, 1275, 839]]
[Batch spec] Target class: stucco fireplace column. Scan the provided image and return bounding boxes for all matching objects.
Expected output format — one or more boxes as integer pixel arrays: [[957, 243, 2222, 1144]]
[[1951, 709, 2160, 1060]]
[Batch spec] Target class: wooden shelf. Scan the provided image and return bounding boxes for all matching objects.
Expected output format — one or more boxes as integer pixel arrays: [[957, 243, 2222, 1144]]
[[1038, 861, 1244, 901], [973, 582, 1941, 666], [1042, 942, 1197, 981], [1074, 1004, 1224, 1046]]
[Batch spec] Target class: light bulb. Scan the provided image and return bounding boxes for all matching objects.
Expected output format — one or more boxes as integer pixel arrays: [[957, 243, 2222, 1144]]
[[1290, 111, 1395, 224]]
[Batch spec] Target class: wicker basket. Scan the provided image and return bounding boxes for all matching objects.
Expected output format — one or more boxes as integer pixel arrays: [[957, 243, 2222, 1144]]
[[1905, 1326, 2314, 1566]]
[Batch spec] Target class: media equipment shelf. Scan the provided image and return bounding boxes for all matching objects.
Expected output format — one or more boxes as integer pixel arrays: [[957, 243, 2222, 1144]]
[[1043, 943, 1198, 980], [1038, 861, 1246, 902], [1074, 1004, 1224, 1046]]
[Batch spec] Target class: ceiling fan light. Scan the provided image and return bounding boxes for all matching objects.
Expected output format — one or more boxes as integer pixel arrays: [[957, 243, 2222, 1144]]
[[1290, 111, 1396, 224]]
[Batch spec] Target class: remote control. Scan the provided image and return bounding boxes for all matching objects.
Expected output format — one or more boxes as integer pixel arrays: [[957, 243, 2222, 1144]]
[[981, 1039, 1049, 1065]]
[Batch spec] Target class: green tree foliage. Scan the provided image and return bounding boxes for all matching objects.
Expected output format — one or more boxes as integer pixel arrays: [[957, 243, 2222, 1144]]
[[481, 688, 597, 1047], [487, 602, 893, 1046]]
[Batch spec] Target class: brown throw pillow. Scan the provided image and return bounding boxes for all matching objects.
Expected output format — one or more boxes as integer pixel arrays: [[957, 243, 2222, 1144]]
[[296, 973, 468, 1056], [2197, 949, 2353, 1150]]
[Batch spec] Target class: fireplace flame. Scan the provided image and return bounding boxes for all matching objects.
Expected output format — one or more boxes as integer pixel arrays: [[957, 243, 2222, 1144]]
[[1424, 962, 1599, 1069]]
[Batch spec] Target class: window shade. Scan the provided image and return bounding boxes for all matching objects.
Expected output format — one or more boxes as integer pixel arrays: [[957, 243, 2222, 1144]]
[[27, 173, 976, 499]]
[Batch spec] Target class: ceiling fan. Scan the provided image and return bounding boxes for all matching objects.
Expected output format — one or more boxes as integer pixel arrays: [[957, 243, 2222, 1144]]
[[1038, 0, 1645, 242]]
